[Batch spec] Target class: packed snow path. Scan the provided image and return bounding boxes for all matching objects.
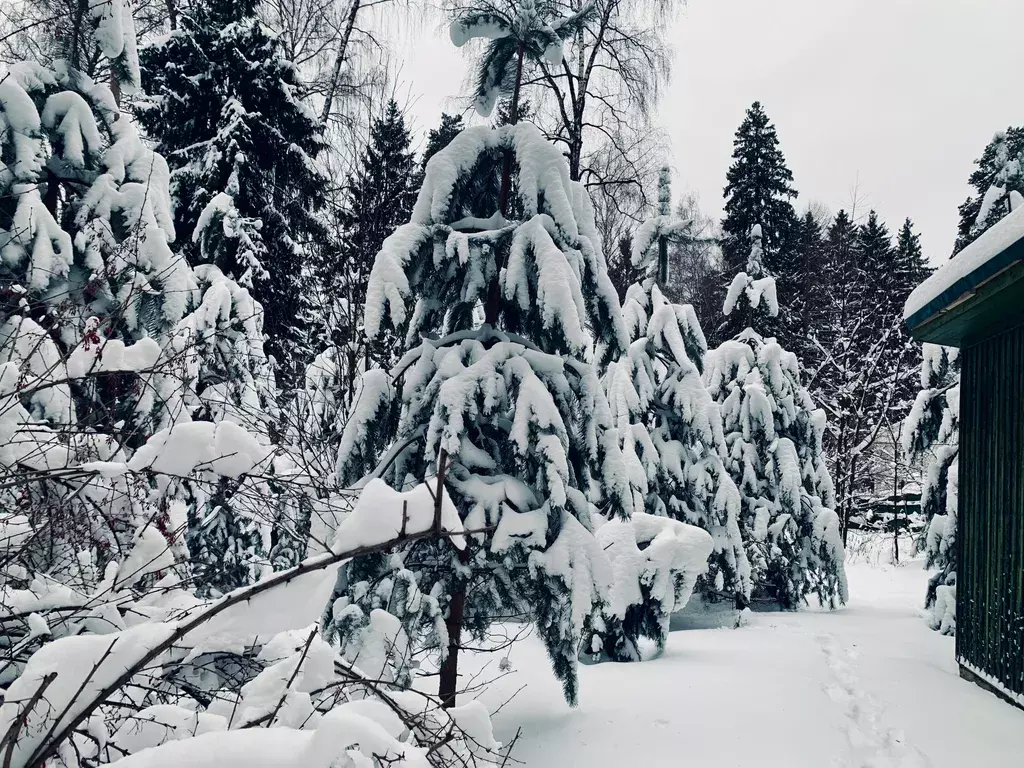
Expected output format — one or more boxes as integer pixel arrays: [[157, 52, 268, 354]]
[[464, 560, 1024, 767]]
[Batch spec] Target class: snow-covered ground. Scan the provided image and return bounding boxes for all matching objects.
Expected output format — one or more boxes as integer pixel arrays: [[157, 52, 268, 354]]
[[464, 553, 1024, 767]]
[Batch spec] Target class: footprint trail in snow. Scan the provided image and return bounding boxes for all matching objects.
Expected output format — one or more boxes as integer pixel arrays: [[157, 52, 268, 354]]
[[818, 633, 932, 768]]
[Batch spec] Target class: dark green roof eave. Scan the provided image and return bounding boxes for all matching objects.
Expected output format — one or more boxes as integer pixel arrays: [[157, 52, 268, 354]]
[[905, 237, 1024, 338]]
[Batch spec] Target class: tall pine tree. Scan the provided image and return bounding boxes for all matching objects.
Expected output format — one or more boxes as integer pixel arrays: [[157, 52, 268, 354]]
[[138, 0, 328, 390], [858, 211, 893, 304], [894, 219, 929, 296], [718, 102, 798, 343], [788, 210, 826, 365], [891, 217, 931, 408], [413, 112, 466, 189], [326, 99, 417, 371]]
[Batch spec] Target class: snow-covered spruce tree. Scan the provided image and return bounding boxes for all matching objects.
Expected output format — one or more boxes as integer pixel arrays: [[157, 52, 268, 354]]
[[602, 203, 751, 612], [0, 29, 207, 582], [336, 121, 630, 703], [0, 46, 281, 597], [902, 344, 959, 635], [337, 0, 631, 707], [722, 225, 779, 333], [604, 284, 747, 617], [138, 0, 328, 389], [324, 99, 418, 372], [706, 226, 847, 609]]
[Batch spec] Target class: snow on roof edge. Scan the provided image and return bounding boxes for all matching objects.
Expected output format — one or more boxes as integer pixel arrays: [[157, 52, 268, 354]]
[[904, 205, 1024, 324]]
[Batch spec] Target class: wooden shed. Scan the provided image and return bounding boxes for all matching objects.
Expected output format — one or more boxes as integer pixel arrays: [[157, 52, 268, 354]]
[[904, 206, 1024, 708]]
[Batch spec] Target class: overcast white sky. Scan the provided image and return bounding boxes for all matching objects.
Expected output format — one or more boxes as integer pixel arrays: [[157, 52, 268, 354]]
[[397, 0, 1024, 262]]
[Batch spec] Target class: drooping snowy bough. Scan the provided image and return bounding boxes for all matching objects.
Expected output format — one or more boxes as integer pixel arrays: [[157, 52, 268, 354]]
[[587, 513, 713, 662]]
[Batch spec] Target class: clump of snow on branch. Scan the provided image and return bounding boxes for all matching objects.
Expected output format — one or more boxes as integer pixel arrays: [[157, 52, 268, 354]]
[[722, 224, 778, 318], [82, 421, 272, 479], [331, 479, 465, 552]]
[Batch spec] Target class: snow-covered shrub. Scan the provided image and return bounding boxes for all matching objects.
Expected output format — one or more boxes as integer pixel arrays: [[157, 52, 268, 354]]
[[0, 478, 503, 768], [927, 583, 956, 636]]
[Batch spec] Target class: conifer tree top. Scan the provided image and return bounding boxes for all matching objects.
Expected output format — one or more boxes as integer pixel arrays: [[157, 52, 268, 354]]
[[721, 101, 798, 274], [364, 121, 627, 360], [722, 224, 778, 321]]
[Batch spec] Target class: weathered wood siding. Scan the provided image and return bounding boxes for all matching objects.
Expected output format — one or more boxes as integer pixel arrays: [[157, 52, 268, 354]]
[[957, 322, 1024, 698]]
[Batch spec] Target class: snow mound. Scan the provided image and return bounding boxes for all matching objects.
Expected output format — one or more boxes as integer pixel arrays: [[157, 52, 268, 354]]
[[331, 478, 465, 553]]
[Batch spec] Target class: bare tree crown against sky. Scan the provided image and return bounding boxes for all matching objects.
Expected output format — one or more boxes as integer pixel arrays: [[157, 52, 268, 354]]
[[403, 0, 1024, 260]]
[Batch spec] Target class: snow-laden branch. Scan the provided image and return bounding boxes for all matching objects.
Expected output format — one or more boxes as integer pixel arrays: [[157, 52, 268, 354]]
[[0, 480, 475, 768]]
